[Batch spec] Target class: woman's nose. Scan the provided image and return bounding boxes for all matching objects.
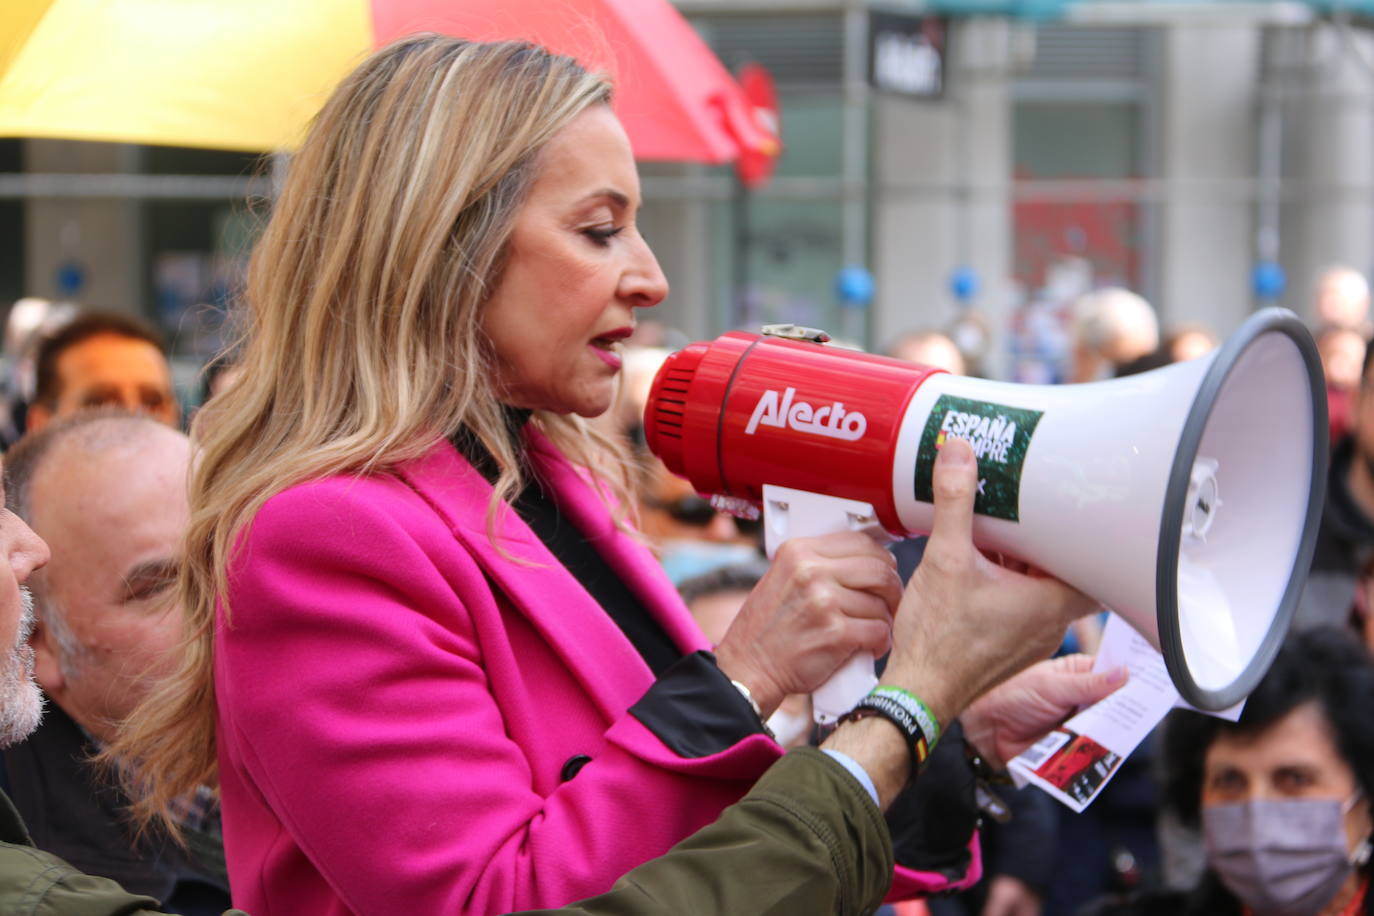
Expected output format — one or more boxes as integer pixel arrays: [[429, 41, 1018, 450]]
[[622, 236, 669, 308]]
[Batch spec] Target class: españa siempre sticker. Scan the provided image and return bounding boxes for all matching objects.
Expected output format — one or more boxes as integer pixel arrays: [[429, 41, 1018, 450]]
[[912, 394, 1044, 522]]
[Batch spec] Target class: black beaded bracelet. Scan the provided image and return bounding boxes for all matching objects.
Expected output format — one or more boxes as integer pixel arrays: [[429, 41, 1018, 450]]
[[837, 693, 932, 784]]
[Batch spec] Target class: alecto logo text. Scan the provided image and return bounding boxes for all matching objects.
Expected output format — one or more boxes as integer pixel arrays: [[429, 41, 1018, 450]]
[[744, 387, 868, 441]]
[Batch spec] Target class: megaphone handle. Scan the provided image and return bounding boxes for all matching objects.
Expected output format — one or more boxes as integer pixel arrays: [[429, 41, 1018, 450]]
[[812, 651, 879, 725], [760, 485, 893, 727]]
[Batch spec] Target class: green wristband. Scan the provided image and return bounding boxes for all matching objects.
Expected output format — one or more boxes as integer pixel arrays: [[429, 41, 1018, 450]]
[[870, 685, 941, 750]]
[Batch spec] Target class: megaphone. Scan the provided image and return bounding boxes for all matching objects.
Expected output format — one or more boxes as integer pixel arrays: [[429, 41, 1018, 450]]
[[644, 308, 1326, 719]]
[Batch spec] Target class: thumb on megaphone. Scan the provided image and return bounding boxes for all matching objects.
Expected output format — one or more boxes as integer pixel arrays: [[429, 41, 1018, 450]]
[[889, 437, 1102, 728], [924, 437, 978, 565]]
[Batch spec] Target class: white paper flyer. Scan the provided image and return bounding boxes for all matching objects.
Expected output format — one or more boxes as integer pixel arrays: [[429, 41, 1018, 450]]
[[1006, 613, 1242, 812]]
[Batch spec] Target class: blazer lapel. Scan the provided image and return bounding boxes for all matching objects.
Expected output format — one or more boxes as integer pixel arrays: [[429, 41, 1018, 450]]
[[394, 439, 701, 721], [525, 431, 710, 656]]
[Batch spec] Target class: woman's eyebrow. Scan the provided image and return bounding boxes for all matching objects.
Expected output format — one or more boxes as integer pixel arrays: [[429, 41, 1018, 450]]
[[579, 188, 630, 209]]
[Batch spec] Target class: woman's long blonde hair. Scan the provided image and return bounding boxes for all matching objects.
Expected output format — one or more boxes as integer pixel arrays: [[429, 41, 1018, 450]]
[[109, 35, 621, 833]]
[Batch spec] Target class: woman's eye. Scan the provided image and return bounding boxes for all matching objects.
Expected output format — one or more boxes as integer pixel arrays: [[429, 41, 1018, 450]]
[[1209, 770, 1244, 793], [1275, 769, 1315, 791], [583, 226, 624, 246]]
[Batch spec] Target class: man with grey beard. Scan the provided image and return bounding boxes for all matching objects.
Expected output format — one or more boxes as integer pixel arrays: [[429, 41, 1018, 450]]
[[0, 585, 42, 748]]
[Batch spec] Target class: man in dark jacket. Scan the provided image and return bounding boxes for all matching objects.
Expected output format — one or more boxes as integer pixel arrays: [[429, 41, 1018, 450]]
[[1297, 338, 1374, 630]]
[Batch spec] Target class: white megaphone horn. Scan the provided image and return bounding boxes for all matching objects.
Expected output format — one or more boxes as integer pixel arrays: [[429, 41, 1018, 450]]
[[643, 308, 1327, 722]]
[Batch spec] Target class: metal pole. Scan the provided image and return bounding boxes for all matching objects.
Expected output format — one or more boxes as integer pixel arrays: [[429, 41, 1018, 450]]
[[732, 173, 751, 328], [1256, 28, 1283, 285], [842, 0, 870, 344]]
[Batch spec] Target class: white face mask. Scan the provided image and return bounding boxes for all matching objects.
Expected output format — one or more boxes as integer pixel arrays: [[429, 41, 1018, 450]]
[[1203, 793, 1371, 916]]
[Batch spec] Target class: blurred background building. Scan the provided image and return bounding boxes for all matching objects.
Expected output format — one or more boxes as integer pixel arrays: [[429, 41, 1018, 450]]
[[3, 0, 1374, 378]]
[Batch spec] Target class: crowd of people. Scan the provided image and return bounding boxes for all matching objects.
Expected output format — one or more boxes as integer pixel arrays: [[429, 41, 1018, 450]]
[[0, 32, 1371, 916]]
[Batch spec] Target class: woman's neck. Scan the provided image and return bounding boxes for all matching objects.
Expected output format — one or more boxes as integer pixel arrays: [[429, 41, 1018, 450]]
[[450, 405, 533, 484]]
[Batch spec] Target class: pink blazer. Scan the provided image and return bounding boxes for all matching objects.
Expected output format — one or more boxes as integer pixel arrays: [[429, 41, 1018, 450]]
[[213, 433, 974, 914]]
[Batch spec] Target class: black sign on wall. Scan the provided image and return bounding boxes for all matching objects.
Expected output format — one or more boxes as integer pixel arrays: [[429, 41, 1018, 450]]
[[868, 12, 947, 100]]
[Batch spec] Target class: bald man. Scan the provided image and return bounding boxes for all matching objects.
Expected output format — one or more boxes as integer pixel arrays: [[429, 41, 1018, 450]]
[[1, 410, 230, 913], [886, 330, 967, 376], [1069, 287, 1160, 384], [1315, 265, 1371, 334]]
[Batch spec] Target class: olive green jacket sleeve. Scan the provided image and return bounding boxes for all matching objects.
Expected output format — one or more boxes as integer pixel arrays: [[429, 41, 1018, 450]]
[[512, 747, 895, 916], [0, 787, 248, 916]]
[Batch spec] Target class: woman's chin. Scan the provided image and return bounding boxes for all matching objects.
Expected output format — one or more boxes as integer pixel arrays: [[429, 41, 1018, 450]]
[[568, 386, 617, 419], [573, 400, 613, 420], [507, 379, 615, 419]]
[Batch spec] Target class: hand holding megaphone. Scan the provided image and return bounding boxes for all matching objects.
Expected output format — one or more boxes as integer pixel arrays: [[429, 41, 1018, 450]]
[[713, 530, 902, 719], [822, 438, 1118, 807], [884, 437, 1103, 728]]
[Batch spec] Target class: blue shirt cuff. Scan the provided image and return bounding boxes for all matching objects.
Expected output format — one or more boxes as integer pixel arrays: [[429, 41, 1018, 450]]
[[821, 748, 880, 807]]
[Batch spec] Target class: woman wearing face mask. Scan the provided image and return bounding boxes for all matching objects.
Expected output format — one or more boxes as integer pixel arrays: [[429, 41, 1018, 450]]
[[1085, 627, 1374, 916]]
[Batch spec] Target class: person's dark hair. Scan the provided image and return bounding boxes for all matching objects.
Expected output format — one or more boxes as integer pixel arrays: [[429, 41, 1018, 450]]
[[677, 560, 770, 608], [1114, 347, 1172, 378], [32, 310, 168, 408], [1159, 627, 1374, 827]]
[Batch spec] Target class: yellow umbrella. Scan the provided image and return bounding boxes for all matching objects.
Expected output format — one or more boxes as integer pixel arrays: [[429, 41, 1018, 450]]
[[0, 0, 778, 162]]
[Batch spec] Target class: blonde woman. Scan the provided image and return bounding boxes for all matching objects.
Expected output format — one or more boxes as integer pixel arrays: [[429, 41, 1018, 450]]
[[101, 36, 908, 915], [109, 36, 1103, 916]]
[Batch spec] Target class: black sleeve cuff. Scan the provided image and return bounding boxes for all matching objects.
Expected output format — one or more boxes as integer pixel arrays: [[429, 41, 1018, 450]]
[[629, 650, 768, 758], [885, 718, 978, 877]]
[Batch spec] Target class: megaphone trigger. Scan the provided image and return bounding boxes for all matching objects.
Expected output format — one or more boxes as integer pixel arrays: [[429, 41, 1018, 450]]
[[760, 485, 894, 560]]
